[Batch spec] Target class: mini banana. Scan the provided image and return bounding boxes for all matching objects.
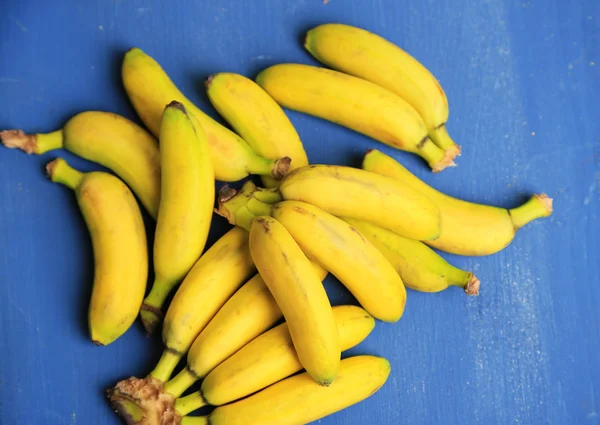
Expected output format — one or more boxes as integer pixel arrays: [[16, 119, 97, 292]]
[[175, 306, 375, 415], [256, 63, 455, 172], [277, 164, 441, 241], [152, 226, 255, 382], [250, 216, 340, 386], [342, 218, 479, 295], [141, 102, 214, 334], [363, 149, 553, 255], [47, 158, 147, 345], [122, 48, 290, 182], [162, 261, 328, 397], [206, 72, 309, 187], [305, 23, 460, 156], [1, 111, 160, 218], [108, 227, 255, 422], [217, 195, 406, 322], [179, 355, 390, 425]]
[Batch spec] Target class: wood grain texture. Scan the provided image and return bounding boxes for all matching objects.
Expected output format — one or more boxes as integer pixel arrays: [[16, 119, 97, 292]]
[[0, 0, 598, 424]]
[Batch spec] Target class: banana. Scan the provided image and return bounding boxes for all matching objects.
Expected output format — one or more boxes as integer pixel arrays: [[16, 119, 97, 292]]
[[46, 158, 147, 345], [276, 164, 441, 241], [108, 227, 255, 422], [179, 355, 390, 425], [206, 72, 309, 187], [363, 149, 554, 255], [342, 218, 479, 295], [305, 23, 460, 156], [218, 195, 406, 322], [151, 227, 255, 382], [1, 111, 160, 218], [175, 306, 375, 415], [256, 63, 455, 172], [249, 216, 340, 386], [122, 48, 290, 182], [141, 102, 214, 334], [162, 261, 328, 398]]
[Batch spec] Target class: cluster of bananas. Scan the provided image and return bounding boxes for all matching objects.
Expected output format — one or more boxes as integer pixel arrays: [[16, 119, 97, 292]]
[[1, 24, 553, 425]]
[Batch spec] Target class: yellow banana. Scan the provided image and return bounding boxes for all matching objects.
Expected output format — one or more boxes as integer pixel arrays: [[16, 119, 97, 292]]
[[343, 218, 480, 295], [218, 195, 406, 322], [179, 355, 390, 425], [305, 23, 460, 156], [108, 228, 255, 422], [175, 306, 375, 415], [277, 164, 441, 241], [363, 149, 554, 255], [141, 102, 214, 334], [206, 72, 309, 187], [249, 216, 340, 386], [1, 111, 160, 218], [122, 48, 290, 182], [151, 227, 255, 382], [256, 63, 455, 172], [162, 261, 328, 397], [46, 158, 147, 345]]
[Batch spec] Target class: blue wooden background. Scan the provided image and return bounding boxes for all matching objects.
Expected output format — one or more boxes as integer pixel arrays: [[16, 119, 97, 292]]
[[1, 1, 598, 424]]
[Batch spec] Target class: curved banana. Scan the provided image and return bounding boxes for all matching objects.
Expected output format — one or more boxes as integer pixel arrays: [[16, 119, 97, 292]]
[[250, 216, 339, 386], [175, 306, 375, 415], [363, 149, 553, 255], [1, 111, 160, 218], [219, 196, 406, 322], [206, 72, 309, 187], [342, 218, 479, 295], [162, 261, 328, 397], [305, 23, 460, 156], [150, 226, 255, 382], [122, 48, 290, 182], [256, 63, 454, 172], [277, 164, 441, 241], [141, 102, 214, 334], [179, 355, 390, 425], [47, 158, 147, 345]]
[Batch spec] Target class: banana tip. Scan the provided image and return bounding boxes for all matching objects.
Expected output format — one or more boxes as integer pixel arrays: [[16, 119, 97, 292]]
[[139, 304, 164, 336], [166, 100, 186, 113], [431, 149, 458, 173], [464, 275, 480, 296], [0, 129, 36, 154], [272, 156, 292, 180], [535, 193, 553, 215], [205, 74, 216, 88]]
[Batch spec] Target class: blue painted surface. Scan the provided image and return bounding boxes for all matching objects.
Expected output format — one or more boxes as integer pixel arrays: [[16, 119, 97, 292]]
[[0, 1, 598, 424]]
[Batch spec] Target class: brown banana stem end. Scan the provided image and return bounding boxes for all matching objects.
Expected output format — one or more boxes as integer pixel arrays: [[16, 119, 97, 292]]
[[431, 149, 458, 173], [0, 129, 37, 154], [535, 193, 553, 215], [272, 156, 291, 180], [464, 275, 480, 296]]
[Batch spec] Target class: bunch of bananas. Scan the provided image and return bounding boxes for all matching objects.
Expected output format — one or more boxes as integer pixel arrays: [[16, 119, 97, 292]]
[[1, 23, 553, 425]]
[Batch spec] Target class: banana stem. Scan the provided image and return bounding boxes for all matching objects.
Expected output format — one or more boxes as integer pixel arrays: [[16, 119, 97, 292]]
[[0, 129, 63, 154], [418, 137, 456, 172], [246, 198, 273, 216], [176, 391, 208, 416], [180, 416, 209, 425], [429, 124, 461, 157], [46, 158, 84, 190], [246, 154, 291, 180], [509, 194, 553, 230], [150, 349, 183, 382], [253, 187, 284, 204], [109, 391, 146, 423], [163, 367, 198, 398], [140, 278, 177, 334]]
